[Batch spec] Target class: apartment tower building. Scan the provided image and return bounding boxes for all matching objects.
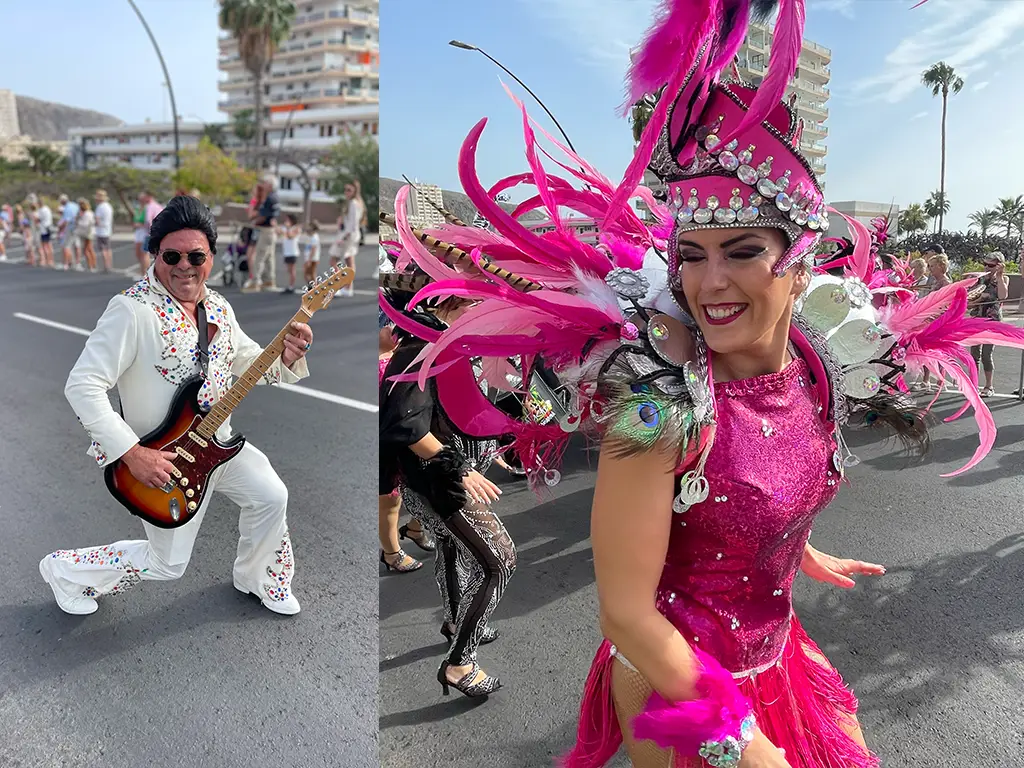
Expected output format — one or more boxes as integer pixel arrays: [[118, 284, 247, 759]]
[[217, 0, 379, 209]]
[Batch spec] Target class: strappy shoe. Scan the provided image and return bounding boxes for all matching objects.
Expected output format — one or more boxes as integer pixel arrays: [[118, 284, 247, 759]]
[[441, 622, 499, 645], [380, 549, 423, 573], [399, 524, 436, 552], [437, 660, 502, 698]]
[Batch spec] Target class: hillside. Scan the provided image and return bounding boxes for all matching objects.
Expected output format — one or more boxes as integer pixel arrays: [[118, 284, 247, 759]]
[[15, 95, 122, 141]]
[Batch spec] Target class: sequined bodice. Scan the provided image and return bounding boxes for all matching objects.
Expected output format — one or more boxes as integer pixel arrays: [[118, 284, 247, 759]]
[[657, 357, 840, 674]]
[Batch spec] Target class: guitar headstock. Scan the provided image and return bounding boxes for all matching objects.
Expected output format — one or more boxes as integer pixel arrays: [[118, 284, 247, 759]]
[[301, 266, 355, 312]]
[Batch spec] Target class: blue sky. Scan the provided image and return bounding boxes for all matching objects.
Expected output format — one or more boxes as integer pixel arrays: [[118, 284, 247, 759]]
[[2, 0, 222, 124], [381, 0, 1024, 232]]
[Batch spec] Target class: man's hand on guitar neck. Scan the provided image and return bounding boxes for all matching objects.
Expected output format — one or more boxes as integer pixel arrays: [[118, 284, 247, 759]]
[[282, 321, 314, 369], [123, 444, 179, 489]]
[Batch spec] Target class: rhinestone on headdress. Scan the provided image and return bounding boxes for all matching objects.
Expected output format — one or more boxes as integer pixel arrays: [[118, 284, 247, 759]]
[[665, 112, 831, 238]]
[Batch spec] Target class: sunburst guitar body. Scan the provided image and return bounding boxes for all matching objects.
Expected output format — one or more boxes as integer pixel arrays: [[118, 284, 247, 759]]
[[103, 266, 353, 529]]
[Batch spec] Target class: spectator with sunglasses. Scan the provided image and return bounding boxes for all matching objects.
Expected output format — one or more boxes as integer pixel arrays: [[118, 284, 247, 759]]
[[40, 195, 314, 618]]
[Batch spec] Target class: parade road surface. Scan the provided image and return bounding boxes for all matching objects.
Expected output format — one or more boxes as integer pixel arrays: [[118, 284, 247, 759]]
[[380, 340, 1024, 767], [0, 241, 378, 768]]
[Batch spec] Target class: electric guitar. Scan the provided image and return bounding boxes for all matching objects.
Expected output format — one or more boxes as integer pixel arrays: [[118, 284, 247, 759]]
[[104, 267, 353, 529]]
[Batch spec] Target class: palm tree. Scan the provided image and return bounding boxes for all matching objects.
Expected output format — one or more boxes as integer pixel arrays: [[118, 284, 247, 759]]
[[921, 62, 964, 234], [898, 203, 928, 235], [630, 85, 666, 144], [218, 0, 296, 167], [924, 191, 949, 234], [968, 208, 999, 238], [26, 144, 66, 175], [201, 123, 228, 151], [994, 196, 1024, 240]]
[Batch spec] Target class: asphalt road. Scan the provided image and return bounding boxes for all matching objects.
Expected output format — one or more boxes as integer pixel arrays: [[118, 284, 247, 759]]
[[0, 240, 379, 768], [380, 343, 1024, 767]]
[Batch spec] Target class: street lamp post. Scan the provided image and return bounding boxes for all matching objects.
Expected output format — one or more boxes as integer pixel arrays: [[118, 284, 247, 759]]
[[448, 40, 577, 154], [127, 0, 180, 170]]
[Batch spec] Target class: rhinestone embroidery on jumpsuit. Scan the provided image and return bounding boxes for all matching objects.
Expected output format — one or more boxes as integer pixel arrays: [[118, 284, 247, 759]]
[[262, 532, 295, 602], [122, 274, 240, 408], [50, 546, 149, 597], [655, 357, 840, 675]]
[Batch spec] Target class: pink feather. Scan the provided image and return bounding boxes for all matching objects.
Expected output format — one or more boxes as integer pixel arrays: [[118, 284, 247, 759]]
[[623, 0, 720, 110], [604, 43, 713, 231], [377, 294, 440, 343], [709, 0, 752, 73], [719, 0, 806, 149], [394, 186, 463, 283], [933, 358, 996, 477], [457, 119, 575, 271], [632, 647, 752, 752], [880, 277, 979, 337], [599, 233, 647, 270]]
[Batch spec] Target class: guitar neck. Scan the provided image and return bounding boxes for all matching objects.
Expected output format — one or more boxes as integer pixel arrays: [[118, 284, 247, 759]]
[[196, 308, 311, 437]]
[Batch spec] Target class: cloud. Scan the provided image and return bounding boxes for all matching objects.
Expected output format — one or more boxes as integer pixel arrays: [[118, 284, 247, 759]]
[[911, 111, 929, 120], [972, 80, 990, 91], [853, 0, 1024, 103], [811, 0, 855, 19], [517, 0, 652, 81]]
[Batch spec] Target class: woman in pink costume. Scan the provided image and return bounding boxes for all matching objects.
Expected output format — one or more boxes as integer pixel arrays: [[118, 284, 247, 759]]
[[380, 1, 1024, 764]]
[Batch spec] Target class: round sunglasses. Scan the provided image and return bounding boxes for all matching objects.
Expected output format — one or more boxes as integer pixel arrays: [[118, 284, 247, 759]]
[[160, 250, 209, 266]]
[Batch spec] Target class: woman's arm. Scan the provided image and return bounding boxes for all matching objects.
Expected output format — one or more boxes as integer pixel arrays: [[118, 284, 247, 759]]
[[592, 445, 699, 702]]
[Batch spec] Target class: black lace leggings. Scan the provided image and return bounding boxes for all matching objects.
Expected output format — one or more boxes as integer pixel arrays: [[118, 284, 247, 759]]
[[401, 487, 517, 666]]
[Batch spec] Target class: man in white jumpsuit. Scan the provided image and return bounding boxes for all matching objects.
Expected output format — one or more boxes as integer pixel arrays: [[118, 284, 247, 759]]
[[40, 196, 314, 617]]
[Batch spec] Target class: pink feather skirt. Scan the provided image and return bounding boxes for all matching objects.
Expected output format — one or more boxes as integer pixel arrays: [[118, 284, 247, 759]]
[[561, 614, 879, 768]]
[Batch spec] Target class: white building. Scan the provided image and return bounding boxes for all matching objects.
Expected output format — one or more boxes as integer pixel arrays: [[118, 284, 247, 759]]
[[736, 25, 830, 182], [0, 89, 19, 140], [379, 183, 444, 240], [68, 121, 206, 172], [217, 0, 379, 123], [828, 201, 900, 240], [232, 104, 378, 209], [67, 104, 377, 211]]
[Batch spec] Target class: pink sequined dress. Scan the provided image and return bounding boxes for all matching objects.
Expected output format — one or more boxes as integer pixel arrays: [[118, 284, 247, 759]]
[[566, 357, 878, 768]]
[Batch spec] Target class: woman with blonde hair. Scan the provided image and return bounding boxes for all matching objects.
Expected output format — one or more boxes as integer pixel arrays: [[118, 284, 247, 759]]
[[75, 198, 97, 272], [332, 180, 363, 297]]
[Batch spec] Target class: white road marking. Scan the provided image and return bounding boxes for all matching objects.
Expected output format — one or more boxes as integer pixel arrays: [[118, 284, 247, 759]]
[[12, 312, 377, 413], [277, 383, 378, 412], [13, 312, 91, 337]]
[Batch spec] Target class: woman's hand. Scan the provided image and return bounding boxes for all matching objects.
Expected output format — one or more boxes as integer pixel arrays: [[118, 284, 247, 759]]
[[462, 470, 501, 505], [800, 544, 885, 589], [739, 730, 793, 767]]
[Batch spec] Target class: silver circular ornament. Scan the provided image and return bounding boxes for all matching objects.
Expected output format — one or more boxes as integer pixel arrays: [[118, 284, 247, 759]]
[[605, 267, 650, 299]]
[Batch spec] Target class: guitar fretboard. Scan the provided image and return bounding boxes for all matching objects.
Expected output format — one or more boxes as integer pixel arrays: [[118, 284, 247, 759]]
[[195, 309, 310, 438]]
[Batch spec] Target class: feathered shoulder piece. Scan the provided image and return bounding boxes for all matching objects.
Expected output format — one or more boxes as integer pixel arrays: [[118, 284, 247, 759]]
[[587, 307, 714, 463]]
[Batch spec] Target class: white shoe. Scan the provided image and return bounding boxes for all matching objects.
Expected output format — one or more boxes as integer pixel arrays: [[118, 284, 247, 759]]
[[233, 578, 301, 615], [39, 557, 99, 615]]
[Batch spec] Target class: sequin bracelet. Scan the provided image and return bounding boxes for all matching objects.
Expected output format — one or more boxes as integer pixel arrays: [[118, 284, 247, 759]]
[[631, 647, 756, 767]]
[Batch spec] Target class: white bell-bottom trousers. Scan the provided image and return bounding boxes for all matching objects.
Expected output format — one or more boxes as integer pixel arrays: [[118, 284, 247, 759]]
[[44, 442, 296, 605]]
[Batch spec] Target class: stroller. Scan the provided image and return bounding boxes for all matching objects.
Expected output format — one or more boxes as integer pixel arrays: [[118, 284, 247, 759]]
[[221, 225, 253, 287]]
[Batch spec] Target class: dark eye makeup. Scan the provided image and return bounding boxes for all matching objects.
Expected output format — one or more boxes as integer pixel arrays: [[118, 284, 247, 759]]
[[677, 246, 768, 263]]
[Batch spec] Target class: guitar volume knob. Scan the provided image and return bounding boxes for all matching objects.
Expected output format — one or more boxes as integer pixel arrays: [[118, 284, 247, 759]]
[[180, 478, 189, 487], [187, 502, 197, 512]]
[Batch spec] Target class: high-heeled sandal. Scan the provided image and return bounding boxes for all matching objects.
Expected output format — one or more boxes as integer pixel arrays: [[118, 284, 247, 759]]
[[399, 524, 436, 552], [379, 549, 423, 573], [437, 660, 502, 698], [440, 622, 499, 645]]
